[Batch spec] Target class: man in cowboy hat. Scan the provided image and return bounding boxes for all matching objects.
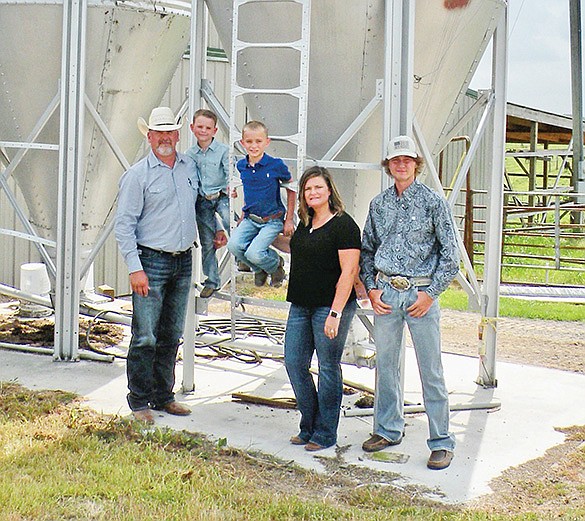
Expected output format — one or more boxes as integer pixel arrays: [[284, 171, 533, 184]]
[[115, 106, 199, 424]]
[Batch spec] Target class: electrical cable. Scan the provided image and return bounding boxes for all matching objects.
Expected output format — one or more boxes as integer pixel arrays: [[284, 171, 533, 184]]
[[83, 310, 128, 360]]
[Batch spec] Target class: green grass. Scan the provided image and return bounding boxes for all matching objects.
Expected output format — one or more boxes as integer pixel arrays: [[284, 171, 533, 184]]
[[440, 286, 585, 322], [473, 235, 585, 287], [477, 145, 585, 288], [1, 382, 583, 520]]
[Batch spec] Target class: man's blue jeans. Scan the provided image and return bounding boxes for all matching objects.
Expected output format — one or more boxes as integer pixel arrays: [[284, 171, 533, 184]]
[[373, 282, 455, 452], [126, 248, 192, 412], [196, 194, 231, 289], [284, 300, 357, 448], [227, 216, 283, 274]]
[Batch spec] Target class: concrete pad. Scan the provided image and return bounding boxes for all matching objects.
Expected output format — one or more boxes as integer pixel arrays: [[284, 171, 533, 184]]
[[1, 342, 584, 504]]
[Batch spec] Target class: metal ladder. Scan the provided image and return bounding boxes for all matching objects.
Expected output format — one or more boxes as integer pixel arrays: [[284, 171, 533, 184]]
[[228, 0, 311, 176], [227, 0, 311, 328]]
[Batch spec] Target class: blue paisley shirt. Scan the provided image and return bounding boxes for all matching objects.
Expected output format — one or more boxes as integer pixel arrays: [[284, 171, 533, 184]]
[[360, 179, 459, 299]]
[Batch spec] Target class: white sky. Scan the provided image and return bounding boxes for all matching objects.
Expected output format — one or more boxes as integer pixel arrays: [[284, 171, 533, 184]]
[[469, 0, 583, 116]]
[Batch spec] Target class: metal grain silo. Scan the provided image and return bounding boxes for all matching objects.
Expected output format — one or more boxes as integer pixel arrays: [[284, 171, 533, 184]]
[[206, 0, 505, 222], [0, 0, 190, 258]]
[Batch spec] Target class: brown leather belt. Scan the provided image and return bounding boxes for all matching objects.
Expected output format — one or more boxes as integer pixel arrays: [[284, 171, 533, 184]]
[[247, 211, 283, 224]]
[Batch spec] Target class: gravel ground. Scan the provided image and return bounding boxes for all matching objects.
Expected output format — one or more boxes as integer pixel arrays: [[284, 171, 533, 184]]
[[440, 309, 585, 374]]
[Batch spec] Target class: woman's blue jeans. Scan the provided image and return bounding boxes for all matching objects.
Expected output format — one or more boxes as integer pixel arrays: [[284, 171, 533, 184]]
[[196, 194, 231, 289], [284, 300, 357, 448], [126, 248, 192, 412], [373, 283, 455, 452]]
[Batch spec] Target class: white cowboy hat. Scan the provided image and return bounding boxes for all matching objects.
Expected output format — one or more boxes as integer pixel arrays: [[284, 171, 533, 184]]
[[137, 106, 182, 136]]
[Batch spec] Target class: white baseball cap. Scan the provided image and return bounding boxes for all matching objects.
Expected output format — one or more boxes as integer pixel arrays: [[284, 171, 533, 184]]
[[385, 135, 418, 160]]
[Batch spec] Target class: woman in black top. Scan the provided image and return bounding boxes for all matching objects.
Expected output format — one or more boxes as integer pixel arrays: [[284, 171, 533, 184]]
[[284, 166, 361, 451]]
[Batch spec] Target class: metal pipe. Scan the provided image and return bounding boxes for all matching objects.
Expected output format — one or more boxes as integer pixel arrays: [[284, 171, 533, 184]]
[[478, 4, 508, 388], [0, 282, 132, 327], [182, 0, 207, 393], [569, 0, 584, 208], [0, 341, 114, 363], [54, 0, 88, 361], [79, 305, 132, 327], [0, 282, 52, 308], [447, 93, 495, 211], [344, 400, 501, 417]]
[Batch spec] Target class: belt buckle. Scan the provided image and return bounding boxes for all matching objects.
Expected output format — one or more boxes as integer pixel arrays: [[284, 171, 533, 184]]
[[389, 276, 411, 292], [248, 213, 265, 224], [204, 191, 221, 201]]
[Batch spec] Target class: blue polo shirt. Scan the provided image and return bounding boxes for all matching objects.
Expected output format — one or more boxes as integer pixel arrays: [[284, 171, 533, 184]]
[[237, 153, 292, 218]]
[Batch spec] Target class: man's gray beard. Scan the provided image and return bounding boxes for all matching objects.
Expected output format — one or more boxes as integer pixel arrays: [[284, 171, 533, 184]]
[[156, 145, 174, 157]]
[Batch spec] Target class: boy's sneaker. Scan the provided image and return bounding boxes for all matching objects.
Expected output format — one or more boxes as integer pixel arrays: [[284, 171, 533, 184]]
[[254, 270, 268, 287], [270, 256, 286, 287]]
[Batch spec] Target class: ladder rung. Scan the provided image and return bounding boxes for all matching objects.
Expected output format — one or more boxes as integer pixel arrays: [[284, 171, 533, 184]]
[[232, 86, 305, 98], [234, 39, 307, 51], [235, 0, 309, 7], [270, 134, 301, 145]]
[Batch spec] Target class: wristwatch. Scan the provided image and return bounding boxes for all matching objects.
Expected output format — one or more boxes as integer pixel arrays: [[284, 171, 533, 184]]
[[329, 309, 342, 319]]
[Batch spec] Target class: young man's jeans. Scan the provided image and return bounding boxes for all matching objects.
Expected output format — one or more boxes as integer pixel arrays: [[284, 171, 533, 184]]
[[196, 193, 231, 289], [284, 300, 357, 448], [227, 216, 283, 274], [373, 283, 455, 452], [126, 247, 192, 412]]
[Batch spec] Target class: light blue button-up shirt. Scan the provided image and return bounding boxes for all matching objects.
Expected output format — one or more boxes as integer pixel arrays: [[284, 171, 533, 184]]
[[185, 138, 229, 196], [361, 179, 459, 299], [115, 150, 199, 274]]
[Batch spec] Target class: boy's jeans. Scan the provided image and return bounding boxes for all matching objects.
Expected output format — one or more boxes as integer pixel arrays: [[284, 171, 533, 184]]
[[227, 216, 283, 274], [196, 194, 231, 289], [373, 283, 455, 452]]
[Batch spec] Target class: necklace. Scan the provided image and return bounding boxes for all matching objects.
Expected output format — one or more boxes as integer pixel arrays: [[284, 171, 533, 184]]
[[309, 212, 336, 233]]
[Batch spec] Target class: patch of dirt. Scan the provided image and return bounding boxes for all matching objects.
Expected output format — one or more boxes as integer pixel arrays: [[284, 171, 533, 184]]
[[468, 426, 585, 518], [440, 309, 585, 374], [0, 314, 124, 351]]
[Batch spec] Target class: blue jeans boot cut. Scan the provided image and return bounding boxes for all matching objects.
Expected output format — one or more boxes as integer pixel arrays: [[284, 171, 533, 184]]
[[126, 248, 192, 412], [196, 194, 231, 289], [227, 217, 283, 274], [373, 283, 455, 452], [284, 300, 357, 448]]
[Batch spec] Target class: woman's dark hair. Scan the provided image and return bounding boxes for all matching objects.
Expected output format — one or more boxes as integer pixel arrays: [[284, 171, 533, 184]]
[[297, 166, 345, 226]]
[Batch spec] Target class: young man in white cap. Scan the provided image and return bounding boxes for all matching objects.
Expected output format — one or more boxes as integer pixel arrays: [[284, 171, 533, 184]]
[[360, 135, 460, 470], [115, 106, 199, 424]]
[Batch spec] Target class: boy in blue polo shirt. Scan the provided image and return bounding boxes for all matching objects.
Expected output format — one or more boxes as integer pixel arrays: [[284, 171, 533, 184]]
[[227, 120, 295, 287], [186, 109, 230, 298]]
